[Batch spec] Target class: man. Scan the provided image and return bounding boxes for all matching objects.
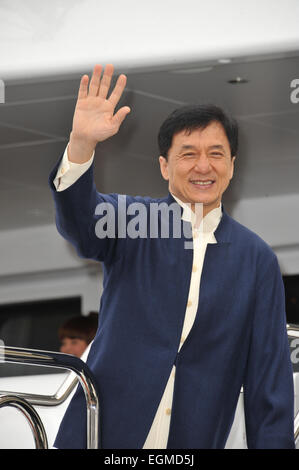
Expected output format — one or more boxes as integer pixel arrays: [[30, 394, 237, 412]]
[[49, 64, 295, 449]]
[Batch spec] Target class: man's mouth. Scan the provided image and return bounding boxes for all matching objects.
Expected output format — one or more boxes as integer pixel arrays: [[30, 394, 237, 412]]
[[190, 179, 215, 188]]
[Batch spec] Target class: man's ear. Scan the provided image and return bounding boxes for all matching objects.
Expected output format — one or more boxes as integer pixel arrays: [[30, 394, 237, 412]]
[[159, 155, 169, 181]]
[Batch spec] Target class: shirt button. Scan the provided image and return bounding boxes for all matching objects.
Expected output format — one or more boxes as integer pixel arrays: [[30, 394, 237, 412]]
[[61, 167, 65, 175], [180, 335, 185, 344], [165, 408, 171, 416], [193, 231, 199, 239], [192, 265, 197, 272], [187, 300, 192, 307]]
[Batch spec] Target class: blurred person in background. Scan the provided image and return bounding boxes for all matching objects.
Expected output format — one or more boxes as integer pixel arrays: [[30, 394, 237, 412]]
[[58, 312, 98, 357]]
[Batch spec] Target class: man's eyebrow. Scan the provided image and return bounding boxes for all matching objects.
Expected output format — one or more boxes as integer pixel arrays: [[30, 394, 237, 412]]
[[179, 144, 197, 151], [177, 144, 227, 154], [207, 145, 226, 151]]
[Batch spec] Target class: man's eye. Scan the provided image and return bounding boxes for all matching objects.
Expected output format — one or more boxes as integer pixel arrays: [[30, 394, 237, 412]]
[[210, 152, 223, 157]]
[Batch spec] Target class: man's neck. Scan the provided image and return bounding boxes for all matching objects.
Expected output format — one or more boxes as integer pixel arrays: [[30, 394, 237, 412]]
[[171, 194, 222, 230]]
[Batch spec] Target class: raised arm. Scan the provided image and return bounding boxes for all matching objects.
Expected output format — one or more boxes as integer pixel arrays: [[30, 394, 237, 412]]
[[68, 63, 130, 163], [50, 64, 131, 263]]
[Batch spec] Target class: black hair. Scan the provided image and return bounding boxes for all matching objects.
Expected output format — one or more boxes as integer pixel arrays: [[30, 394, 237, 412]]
[[158, 104, 238, 159]]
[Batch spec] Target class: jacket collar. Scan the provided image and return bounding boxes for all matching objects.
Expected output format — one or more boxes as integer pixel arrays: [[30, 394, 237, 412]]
[[165, 192, 232, 244]]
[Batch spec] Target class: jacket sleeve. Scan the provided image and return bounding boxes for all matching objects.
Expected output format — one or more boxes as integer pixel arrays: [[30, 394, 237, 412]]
[[243, 249, 295, 449], [49, 154, 125, 264]]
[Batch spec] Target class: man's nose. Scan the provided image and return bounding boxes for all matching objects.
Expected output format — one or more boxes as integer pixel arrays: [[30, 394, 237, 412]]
[[193, 154, 212, 173]]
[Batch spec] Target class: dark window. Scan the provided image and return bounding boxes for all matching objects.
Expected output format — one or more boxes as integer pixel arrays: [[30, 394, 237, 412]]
[[0, 297, 81, 376], [284, 275, 299, 373], [283, 275, 299, 325]]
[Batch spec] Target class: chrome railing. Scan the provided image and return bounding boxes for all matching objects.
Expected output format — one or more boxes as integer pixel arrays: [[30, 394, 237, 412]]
[[0, 345, 100, 449], [287, 323, 299, 337], [0, 343, 93, 408], [0, 366, 80, 407], [0, 395, 48, 449]]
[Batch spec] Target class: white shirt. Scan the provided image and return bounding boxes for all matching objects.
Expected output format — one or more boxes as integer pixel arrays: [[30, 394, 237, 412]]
[[54, 146, 222, 448]]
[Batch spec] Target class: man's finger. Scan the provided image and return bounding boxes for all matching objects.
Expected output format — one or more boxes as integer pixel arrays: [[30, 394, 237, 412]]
[[109, 74, 127, 109], [77, 75, 89, 100], [89, 64, 102, 97], [98, 64, 114, 99], [112, 106, 131, 127]]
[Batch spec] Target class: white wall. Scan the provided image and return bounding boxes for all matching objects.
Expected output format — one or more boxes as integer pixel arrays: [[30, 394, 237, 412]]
[[228, 193, 299, 275], [0, 223, 102, 313]]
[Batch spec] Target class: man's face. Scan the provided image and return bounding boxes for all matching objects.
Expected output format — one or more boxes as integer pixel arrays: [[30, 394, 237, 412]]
[[159, 121, 236, 216]]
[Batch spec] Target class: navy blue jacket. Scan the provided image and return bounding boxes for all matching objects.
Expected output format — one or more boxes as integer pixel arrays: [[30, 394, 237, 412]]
[[49, 158, 295, 449]]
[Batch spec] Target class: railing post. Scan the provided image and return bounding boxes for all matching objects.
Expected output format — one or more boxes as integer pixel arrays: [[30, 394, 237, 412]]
[[0, 395, 48, 449]]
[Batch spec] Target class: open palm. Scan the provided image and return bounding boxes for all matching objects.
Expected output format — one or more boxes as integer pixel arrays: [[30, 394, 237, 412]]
[[72, 64, 130, 146]]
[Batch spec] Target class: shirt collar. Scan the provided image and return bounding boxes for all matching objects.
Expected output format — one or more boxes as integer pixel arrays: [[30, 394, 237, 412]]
[[171, 194, 222, 234]]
